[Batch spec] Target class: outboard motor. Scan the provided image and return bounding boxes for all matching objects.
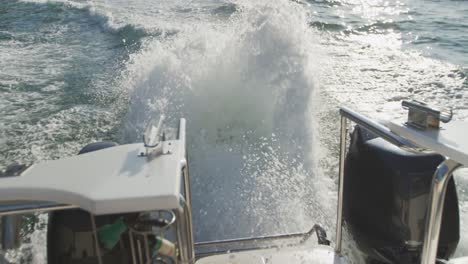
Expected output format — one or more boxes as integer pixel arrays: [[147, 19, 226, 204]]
[[343, 126, 459, 263]]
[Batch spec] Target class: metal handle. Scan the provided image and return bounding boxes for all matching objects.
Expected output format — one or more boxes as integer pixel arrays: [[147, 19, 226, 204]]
[[339, 107, 411, 147], [420, 159, 461, 264]]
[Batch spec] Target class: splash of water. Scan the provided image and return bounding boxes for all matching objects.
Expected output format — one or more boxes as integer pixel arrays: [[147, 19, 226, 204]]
[[119, 0, 334, 241]]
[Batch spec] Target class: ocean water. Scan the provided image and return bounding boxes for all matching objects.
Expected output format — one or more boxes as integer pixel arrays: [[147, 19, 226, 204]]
[[0, 0, 467, 262]]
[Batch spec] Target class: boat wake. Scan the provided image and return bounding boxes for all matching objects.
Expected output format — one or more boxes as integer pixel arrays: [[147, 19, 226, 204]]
[[120, 0, 333, 242]]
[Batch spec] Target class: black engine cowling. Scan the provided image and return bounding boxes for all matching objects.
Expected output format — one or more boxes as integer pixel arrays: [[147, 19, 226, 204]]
[[343, 126, 459, 263]]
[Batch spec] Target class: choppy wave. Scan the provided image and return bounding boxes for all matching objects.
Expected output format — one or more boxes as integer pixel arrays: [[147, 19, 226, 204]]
[[0, 0, 149, 167], [310, 20, 405, 34]]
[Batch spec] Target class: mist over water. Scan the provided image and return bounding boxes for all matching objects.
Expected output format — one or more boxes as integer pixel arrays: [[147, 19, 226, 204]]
[[0, 0, 467, 262]]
